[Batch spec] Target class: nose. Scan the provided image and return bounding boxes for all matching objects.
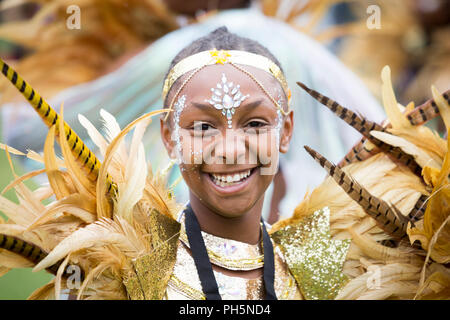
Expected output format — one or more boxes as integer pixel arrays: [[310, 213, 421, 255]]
[[213, 129, 248, 165]]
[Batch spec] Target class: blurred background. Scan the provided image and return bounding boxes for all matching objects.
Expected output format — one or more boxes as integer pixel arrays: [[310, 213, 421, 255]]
[[0, 0, 448, 299]]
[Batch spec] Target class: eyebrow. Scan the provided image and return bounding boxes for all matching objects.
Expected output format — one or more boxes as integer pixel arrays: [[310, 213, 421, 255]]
[[191, 99, 264, 112]]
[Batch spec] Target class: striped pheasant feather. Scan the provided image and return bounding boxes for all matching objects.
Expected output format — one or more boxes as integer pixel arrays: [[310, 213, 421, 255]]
[[304, 145, 411, 239], [0, 58, 116, 195], [338, 90, 450, 167], [297, 82, 421, 175], [0, 233, 83, 279], [339, 137, 374, 166], [296, 81, 384, 133], [407, 194, 427, 222], [407, 90, 449, 126]]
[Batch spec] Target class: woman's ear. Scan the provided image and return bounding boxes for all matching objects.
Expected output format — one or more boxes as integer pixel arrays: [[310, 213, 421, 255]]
[[160, 116, 177, 159], [279, 110, 294, 154]]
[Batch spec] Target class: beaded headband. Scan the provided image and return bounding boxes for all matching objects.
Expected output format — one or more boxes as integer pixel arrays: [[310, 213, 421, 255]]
[[162, 49, 292, 120]]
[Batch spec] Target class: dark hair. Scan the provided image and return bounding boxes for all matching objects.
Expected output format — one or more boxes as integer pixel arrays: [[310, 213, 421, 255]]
[[163, 26, 283, 107]]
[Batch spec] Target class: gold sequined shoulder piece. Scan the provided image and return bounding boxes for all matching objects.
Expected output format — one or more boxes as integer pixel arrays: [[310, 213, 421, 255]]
[[123, 208, 181, 300], [271, 207, 351, 300]]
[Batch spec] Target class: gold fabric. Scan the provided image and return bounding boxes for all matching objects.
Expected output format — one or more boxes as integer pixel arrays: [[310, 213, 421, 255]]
[[271, 207, 351, 300], [123, 207, 349, 300], [165, 212, 302, 300], [123, 208, 181, 300], [178, 215, 263, 271]]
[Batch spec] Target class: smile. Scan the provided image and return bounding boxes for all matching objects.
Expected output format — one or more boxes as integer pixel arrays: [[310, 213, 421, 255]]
[[206, 167, 257, 192]]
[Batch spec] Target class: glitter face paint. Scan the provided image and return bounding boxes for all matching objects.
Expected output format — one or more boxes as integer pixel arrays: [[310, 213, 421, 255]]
[[172, 94, 282, 172], [173, 94, 187, 164], [274, 92, 284, 149], [170, 67, 287, 170]]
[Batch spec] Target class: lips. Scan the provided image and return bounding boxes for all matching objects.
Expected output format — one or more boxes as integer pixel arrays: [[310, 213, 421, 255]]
[[205, 167, 257, 192], [210, 169, 252, 186]]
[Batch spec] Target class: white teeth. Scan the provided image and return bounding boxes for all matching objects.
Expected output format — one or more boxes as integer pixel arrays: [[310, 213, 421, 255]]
[[211, 169, 252, 186]]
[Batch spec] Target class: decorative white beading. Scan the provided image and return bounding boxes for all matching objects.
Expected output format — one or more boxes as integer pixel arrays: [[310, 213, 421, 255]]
[[205, 73, 250, 129]]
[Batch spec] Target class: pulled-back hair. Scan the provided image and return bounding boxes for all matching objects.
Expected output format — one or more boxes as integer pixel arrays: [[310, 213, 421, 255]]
[[163, 26, 284, 107]]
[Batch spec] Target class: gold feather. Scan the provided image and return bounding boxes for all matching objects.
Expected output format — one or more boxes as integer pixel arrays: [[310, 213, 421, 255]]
[[337, 263, 421, 300], [4, 146, 46, 218], [0, 249, 35, 268], [59, 104, 97, 198], [115, 118, 151, 223], [26, 193, 96, 230], [44, 125, 70, 200], [99, 109, 128, 167], [27, 280, 55, 300], [54, 254, 71, 300], [0, 58, 116, 192], [96, 109, 169, 219], [431, 85, 450, 130], [0, 266, 9, 277], [337, 83, 448, 168], [381, 66, 412, 129], [408, 130, 450, 263], [78, 113, 108, 158], [0, 143, 25, 156], [370, 130, 442, 169], [33, 217, 145, 272], [2, 168, 46, 195], [347, 228, 422, 264]]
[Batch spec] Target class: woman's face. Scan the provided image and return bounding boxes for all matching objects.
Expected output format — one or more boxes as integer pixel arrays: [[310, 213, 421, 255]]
[[161, 63, 293, 218]]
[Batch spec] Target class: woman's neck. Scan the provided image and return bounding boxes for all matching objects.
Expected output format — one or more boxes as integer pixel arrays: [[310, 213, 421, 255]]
[[188, 192, 264, 245]]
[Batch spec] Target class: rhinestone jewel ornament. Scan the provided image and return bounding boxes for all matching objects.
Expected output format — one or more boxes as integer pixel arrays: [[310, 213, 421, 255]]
[[205, 73, 250, 128]]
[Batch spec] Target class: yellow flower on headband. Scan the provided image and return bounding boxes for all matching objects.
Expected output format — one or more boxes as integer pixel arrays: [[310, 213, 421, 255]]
[[209, 49, 231, 65]]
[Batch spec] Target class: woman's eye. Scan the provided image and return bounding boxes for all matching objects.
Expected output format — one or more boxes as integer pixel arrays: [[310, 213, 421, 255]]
[[202, 123, 213, 130], [193, 123, 214, 131], [247, 121, 266, 128]]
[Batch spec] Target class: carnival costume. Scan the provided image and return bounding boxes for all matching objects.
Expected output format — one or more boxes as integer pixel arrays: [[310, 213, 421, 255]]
[[0, 44, 449, 300]]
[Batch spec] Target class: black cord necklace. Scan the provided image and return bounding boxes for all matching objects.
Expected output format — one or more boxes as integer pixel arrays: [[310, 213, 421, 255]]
[[184, 203, 277, 300]]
